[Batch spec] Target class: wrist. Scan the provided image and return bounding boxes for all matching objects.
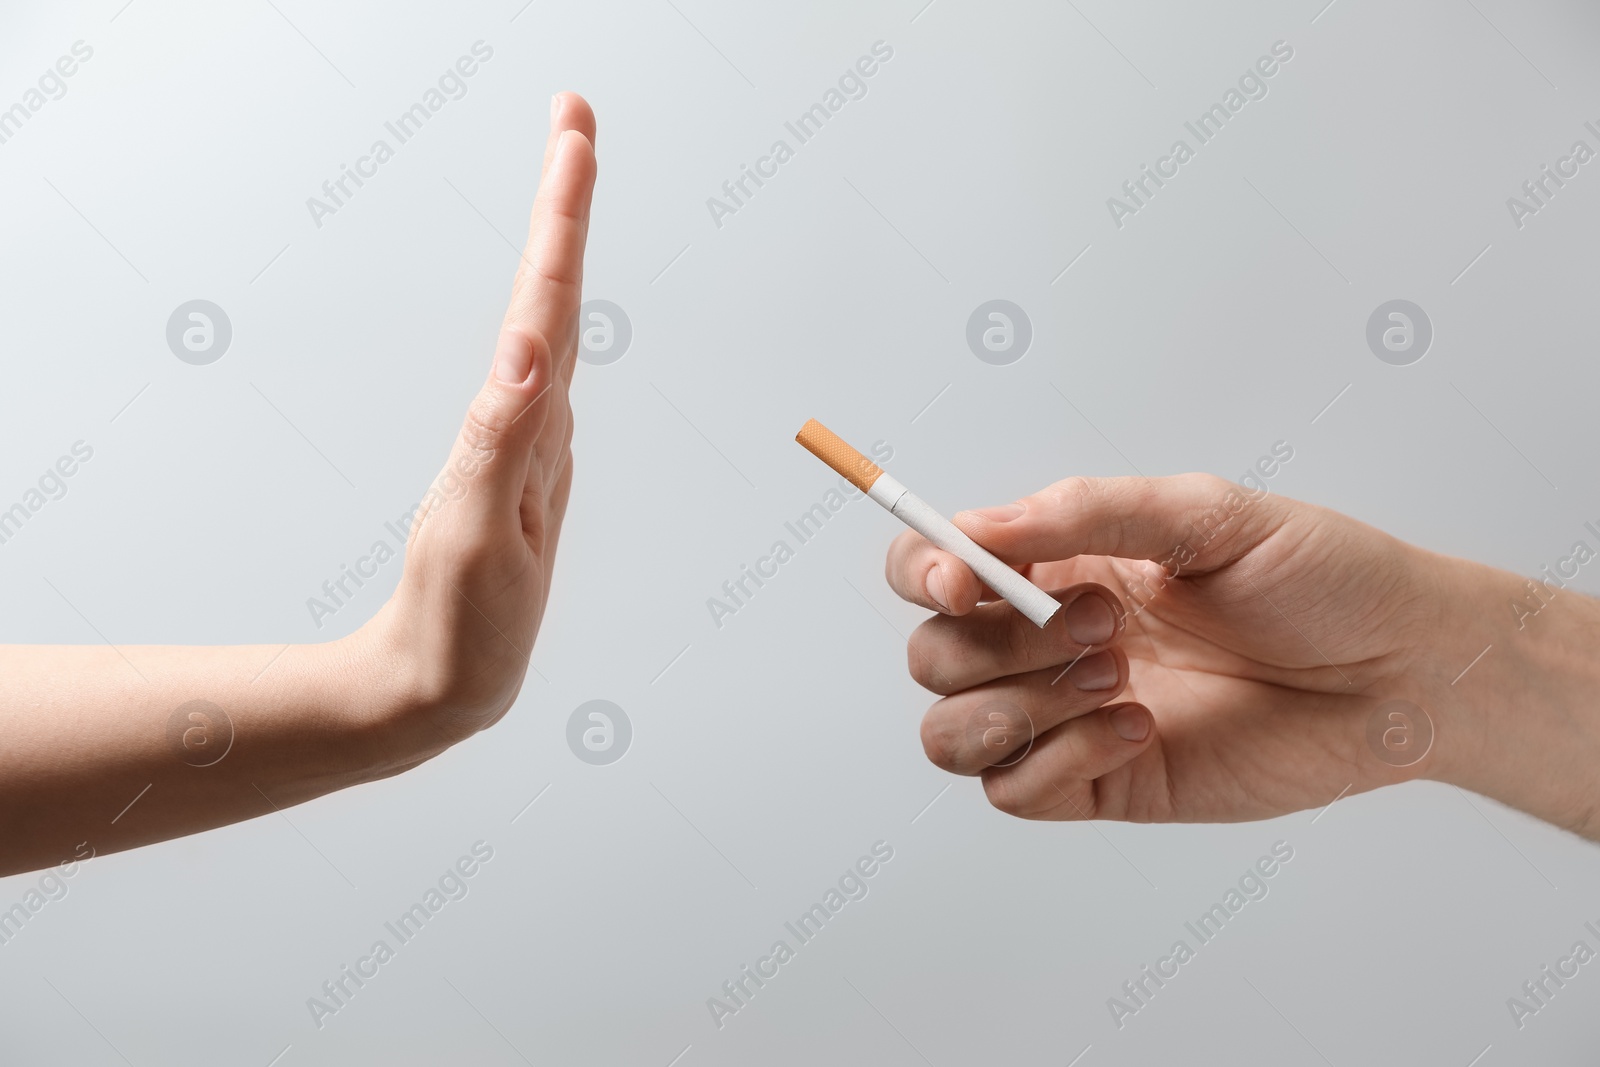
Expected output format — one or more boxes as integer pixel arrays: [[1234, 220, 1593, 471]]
[[1418, 550, 1600, 837], [323, 613, 463, 787]]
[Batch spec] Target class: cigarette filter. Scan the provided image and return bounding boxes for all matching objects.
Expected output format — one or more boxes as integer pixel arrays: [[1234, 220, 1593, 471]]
[[795, 419, 1062, 628]]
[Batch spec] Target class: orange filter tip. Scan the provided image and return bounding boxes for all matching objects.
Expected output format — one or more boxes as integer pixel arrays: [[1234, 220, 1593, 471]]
[[794, 418, 884, 493]]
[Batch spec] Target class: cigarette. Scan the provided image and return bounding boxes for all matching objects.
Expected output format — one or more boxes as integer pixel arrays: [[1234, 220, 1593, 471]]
[[794, 419, 1062, 628]]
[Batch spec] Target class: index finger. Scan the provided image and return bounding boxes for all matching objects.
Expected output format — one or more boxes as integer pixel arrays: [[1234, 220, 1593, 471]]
[[887, 472, 1287, 615], [884, 528, 994, 616]]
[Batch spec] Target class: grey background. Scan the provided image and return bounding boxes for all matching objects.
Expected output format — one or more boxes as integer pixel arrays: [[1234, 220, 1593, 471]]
[[3, 0, 1600, 1063]]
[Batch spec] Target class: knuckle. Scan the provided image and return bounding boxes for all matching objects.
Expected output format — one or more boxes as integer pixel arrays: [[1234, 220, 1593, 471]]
[[981, 770, 1037, 818], [544, 194, 588, 225], [905, 623, 950, 693], [1181, 471, 1233, 500], [887, 528, 919, 561], [886, 532, 929, 596], [919, 710, 962, 772], [449, 535, 520, 580], [1045, 475, 1100, 513], [909, 616, 988, 695], [1174, 473, 1250, 557], [1048, 728, 1085, 772], [460, 398, 514, 459], [996, 607, 1036, 671], [534, 259, 582, 290]]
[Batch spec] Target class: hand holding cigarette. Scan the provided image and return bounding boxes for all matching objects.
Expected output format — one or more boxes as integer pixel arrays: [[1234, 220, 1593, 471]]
[[880, 470, 1600, 840]]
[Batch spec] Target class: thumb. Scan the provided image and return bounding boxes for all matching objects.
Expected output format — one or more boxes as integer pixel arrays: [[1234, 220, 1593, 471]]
[[954, 473, 1286, 574], [413, 325, 556, 546]]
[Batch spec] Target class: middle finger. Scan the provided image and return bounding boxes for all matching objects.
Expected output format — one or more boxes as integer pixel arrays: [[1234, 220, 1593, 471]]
[[906, 583, 1125, 696]]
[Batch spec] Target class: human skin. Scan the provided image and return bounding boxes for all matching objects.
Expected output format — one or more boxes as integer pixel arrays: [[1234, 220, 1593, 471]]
[[885, 473, 1600, 840], [0, 93, 598, 879]]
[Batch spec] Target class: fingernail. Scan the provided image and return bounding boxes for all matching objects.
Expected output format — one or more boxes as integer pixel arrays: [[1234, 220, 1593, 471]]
[[1069, 650, 1118, 691], [1063, 593, 1117, 645], [550, 94, 562, 124], [968, 503, 1023, 522], [1110, 706, 1150, 742], [925, 566, 950, 611], [493, 330, 534, 384]]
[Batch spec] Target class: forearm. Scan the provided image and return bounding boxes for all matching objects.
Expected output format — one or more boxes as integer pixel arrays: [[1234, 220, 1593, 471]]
[[1423, 552, 1600, 839], [0, 628, 423, 877]]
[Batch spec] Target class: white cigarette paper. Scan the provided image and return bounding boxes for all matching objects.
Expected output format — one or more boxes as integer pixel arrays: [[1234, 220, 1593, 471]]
[[794, 419, 1062, 628]]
